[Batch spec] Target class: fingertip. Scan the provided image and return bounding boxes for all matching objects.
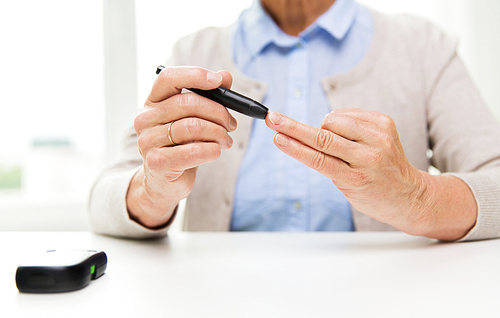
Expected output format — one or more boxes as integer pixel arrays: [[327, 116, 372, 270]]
[[274, 133, 290, 147], [266, 111, 284, 128], [218, 70, 233, 89], [207, 71, 223, 85], [265, 112, 275, 130], [229, 115, 237, 131]]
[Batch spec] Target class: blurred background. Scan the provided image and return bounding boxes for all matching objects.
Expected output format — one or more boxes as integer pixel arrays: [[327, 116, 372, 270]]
[[1, 0, 499, 232]]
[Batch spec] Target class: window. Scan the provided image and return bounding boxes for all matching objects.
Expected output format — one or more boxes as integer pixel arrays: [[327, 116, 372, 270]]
[[0, 1, 105, 229]]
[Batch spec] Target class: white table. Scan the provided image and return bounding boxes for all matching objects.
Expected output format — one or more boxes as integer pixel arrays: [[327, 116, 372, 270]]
[[1, 231, 499, 317]]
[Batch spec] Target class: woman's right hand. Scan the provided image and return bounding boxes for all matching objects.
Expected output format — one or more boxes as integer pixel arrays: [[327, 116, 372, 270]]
[[126, 66, 237, 228]]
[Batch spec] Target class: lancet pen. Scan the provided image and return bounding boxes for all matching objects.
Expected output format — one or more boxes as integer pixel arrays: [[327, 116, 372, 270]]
[[156, 65, 268, 119]]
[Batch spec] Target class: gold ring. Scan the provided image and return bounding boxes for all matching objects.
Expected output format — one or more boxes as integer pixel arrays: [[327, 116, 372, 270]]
[[167, 121, 177, 146]]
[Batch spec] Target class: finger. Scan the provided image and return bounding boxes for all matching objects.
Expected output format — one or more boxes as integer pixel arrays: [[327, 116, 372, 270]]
[[168, 117, 233, 149], [324, 108, 377, 123], [135, 92, 238, 134], [320, 111, 367, 141], [326, 107, 390, 125], [217, 70, 233, 90], [145, 142, 222, 176], [137, 118, 233, 153], [321, 108, 398, 143], [266, 111, 360, 163], [273, 133, 349, 180], [148, 66, 225, 104]]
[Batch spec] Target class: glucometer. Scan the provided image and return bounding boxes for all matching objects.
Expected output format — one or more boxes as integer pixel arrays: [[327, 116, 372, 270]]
[[156, 65, 269, 119], [16, 250, 107, 293]]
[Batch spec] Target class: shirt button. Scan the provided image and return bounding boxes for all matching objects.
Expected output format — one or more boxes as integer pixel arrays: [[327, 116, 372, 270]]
[[296, 43, 302, 49], [426, 149, 433, 159], [293, 88, 302, 98], [294, 201, 302, 210]]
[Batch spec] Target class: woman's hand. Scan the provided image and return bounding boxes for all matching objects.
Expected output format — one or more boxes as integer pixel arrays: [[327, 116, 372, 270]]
[[266, 108, 476, 240], [127, 66, 237, 228]]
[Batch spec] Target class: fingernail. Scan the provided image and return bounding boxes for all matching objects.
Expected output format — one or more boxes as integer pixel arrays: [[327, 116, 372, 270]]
[[228, 135, 233, 147], [229, 115, 237, 130], [268, 112, 284, 126], [275, 134, 290, 147], [207, 71, 222, 84]]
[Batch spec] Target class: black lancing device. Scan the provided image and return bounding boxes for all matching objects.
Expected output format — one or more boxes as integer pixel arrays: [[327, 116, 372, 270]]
[[156, 65, 268, 119]]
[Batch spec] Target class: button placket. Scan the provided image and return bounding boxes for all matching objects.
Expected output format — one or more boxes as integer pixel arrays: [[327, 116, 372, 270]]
[[285, 39, 310, 230]]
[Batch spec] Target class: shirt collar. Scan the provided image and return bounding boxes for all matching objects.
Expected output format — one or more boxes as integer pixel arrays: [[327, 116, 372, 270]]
[[238, 0, 280, 57], [314, 0, 358, 40], [239, 0, 358, 57]]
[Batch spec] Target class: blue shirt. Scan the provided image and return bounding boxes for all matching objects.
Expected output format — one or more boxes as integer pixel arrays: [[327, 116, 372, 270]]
[[230, 0, 373, 231]]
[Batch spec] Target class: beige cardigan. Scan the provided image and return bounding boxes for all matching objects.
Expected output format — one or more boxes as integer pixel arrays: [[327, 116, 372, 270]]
[[89, 11, 500, 241]]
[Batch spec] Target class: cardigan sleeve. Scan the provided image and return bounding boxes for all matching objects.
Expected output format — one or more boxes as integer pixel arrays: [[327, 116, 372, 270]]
[[88, 128, 174, 239], [427, 51, 500, 241]]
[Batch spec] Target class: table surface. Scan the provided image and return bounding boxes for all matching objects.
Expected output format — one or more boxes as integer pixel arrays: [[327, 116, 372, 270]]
[[1, 231, 499, 318]]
